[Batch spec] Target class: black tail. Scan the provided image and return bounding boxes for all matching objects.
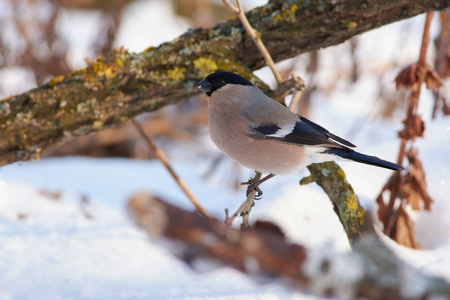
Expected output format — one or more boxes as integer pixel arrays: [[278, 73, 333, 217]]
[[324, 148, 404, 171]]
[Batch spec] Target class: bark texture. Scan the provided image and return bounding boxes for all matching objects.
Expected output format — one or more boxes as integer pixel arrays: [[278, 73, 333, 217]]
[[1, 0, 449, 165]]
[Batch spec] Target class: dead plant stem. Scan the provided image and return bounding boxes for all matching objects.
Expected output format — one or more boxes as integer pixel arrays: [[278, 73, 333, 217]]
[[131, 118, 211, 218], [385, 12, 434, 234], [222, 0, 283, 84]]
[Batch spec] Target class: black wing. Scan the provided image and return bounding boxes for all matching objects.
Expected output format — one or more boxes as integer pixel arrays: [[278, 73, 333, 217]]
[[253, 116, 355, 149]]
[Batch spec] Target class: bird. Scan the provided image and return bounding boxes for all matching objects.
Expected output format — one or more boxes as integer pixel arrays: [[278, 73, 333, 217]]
[[197, 71, 403, 196]]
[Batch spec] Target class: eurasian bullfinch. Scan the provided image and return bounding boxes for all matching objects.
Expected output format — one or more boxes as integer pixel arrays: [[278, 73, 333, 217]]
[[197, 71, 403, 195]]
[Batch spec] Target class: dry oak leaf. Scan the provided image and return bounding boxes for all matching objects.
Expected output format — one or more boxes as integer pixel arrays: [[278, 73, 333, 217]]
[[376, 173, 400, 224], [395, 63, 443, 90], [393, 204, 421, 249], [424, 66, 444, 89], [395, 64, 417, 90], [398, 114, 425, 140], [404, 147, 434, 211]]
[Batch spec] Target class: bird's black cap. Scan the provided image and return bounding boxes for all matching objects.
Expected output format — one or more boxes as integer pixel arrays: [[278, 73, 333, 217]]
[[197, 71, 253, 96]]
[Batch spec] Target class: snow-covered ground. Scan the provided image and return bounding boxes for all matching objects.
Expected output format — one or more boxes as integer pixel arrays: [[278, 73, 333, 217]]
[[1, 1, 450, 299]]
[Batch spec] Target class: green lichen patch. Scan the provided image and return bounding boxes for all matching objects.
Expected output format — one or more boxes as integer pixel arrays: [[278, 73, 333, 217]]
[[194, 57, 218, 77], [284, 3, 299, 22], [168, 66, 186, 81], [347, 21, 358, 29], [49, 75, 66, 87], [92, 120, 103, 130], [82, 50, 129, 87]]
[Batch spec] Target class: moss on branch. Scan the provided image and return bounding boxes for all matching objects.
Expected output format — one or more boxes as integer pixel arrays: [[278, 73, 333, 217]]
[[0, 0, 449, 165]]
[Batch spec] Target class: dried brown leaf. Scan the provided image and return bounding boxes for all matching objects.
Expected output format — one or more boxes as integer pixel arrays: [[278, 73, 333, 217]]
[[376, 193, 388, 224], [406, 148, 434, 210], [424, 67, 444, 89], [394, 148, 434, 212], [401, 182, 422, 210], [445, 51, 450, 77], [376, 173, 401, 232], [17, 213, 29, 220], [38, 189, 62, 201], [376, 148, 434, 248], [395, 63, 443, 90], [398, 114, 425, 140], [394, 205, 421, 249], [395, 64, 417, 90]]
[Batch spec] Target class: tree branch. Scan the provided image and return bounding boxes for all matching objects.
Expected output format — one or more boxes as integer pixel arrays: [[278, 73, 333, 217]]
[[130, 118, 211, 218], [1, 0, 448, 166]]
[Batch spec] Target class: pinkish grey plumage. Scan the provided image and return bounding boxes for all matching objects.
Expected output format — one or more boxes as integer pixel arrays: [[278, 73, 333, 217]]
[[208, 86, 306, 174], [198, 71, 404, 174]]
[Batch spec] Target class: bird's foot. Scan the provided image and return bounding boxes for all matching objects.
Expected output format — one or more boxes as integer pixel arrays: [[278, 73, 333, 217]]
[[248, 184, 263, 199], [241, 180, 264, 199]]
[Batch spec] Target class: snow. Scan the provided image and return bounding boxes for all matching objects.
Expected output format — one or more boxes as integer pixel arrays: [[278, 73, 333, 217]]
[[303, 246, 365, 299], [1, 1, 450, 299], [115, 1, 191, 53], [0, 158, 320, 299]]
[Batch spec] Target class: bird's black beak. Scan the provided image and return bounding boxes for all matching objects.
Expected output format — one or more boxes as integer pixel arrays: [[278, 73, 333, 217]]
[[197, 79, 212, 96]]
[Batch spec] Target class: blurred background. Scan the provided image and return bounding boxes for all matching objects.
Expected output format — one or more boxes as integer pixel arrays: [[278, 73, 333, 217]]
[[1, 0, 448, 167]]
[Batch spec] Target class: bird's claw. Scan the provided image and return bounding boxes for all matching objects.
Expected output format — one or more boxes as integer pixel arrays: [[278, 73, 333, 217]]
[[245, 183, 263, 199]]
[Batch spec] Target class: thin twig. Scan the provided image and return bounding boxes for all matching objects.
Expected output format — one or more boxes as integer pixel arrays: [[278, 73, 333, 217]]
[[131, 118, 211, 218], [418, 12, 434, 64], [288, 74, 306, 112], [221, 0, 239, 13], [222, 0, 283, 84], [225, 172, 262, 227]]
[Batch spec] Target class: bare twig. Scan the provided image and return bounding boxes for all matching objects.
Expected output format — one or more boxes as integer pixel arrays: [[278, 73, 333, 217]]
[[221, 0, 239, 13], [225, 172, 262, 227], [222, 0, 283, 84], [288, 74, 305, 112], [130, 118, 211, 218]]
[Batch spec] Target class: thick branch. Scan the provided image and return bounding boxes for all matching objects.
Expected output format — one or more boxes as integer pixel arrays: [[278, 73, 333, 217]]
[[1, 0, 448, 165], [128, 192, 450, 300]]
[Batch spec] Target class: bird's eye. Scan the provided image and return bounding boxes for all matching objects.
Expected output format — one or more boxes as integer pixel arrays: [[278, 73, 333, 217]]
[[220, 80, 226, 86]]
